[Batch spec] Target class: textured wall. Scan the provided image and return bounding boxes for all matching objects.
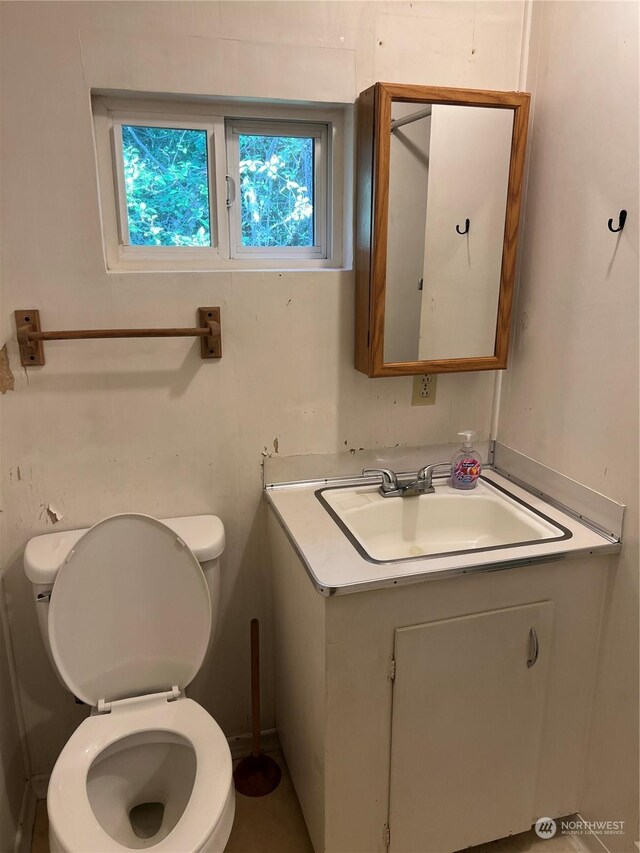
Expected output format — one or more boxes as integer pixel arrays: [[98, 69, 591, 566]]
[[0, 0, 525, 776], [0, 597, 26, 852], [499, 2, 639, 849], [0, 8, 28, 843]]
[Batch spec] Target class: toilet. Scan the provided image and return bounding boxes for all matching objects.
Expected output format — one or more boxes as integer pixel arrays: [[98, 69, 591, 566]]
[[24, 513, 235, 852]]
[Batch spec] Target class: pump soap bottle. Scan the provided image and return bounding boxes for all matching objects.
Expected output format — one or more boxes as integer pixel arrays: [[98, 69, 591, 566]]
[[451, 431, 482, 490]]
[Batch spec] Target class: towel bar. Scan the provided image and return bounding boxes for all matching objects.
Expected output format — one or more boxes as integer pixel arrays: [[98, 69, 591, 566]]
[[14, 308, 222, 366]]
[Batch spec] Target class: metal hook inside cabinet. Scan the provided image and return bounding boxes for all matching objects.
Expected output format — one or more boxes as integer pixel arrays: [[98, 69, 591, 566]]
[[456, 219, 470, 235], [608, 210, 627, 233]]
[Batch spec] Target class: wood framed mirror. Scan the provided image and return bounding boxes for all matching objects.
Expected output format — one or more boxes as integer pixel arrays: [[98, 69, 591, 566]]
[[355, 83, 530, 377]]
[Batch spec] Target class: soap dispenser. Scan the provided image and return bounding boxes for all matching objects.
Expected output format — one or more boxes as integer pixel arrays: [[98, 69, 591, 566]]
[[450, 431, 482, 490]]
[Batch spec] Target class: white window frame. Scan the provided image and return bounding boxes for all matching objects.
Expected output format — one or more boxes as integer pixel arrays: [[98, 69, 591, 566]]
[[225, 119, 329, 261], [92, 95, 346, 273], [112, 115, 218, 259]]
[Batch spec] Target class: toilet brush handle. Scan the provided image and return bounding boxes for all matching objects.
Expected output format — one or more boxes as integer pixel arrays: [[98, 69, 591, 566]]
[[250, 619, 261, 758]]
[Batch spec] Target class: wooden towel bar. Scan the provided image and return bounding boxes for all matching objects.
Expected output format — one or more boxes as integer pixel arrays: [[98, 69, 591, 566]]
[[15, 308, 222, 366]]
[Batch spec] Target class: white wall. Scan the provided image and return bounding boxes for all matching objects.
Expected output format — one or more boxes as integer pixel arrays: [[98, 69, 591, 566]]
[[0, 0, 526, 777], [499, 1, 639, 848], [0, 599, 26, 853], [0, 7, 29, 841]]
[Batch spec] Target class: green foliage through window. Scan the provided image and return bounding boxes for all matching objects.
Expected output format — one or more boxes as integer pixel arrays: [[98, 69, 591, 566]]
[[239, 134, 314, 247], [122, 125, 211, 247]]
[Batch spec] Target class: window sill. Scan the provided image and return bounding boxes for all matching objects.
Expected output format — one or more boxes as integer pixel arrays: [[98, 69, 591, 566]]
[[105, 263, 353, 275]]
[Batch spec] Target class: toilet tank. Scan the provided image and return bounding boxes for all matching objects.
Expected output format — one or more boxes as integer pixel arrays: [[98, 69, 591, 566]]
[[24, 515, 225, 688]]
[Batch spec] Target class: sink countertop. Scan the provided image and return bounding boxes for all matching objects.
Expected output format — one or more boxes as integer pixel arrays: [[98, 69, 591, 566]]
[[264, 469, 620, 595]]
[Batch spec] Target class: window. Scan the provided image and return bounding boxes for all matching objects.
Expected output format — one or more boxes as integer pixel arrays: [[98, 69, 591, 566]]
[[93, 97, 345, 271], [120, 124, 212, 247], [115, 120, 214, 249], [226, 120, 327, 259]]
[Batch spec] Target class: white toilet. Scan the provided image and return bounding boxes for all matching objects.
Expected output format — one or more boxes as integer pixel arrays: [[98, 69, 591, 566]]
[[24, 513, 235, 852]]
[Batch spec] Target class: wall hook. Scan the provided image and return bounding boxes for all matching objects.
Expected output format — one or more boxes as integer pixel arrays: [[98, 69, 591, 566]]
[[456, 219, 470, 235], [608, 210, 627, 233]]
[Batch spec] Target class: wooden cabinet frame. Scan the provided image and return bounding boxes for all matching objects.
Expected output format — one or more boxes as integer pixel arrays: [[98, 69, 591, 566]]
[[355, 83, 530, 376]]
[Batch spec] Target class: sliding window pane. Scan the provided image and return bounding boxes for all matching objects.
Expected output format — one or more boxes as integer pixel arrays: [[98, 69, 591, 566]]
[[121, 125, 211, 247], [238, 134, 314, 247]]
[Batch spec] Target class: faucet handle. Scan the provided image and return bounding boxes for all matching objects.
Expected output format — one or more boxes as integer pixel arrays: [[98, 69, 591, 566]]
[[417, 462, 452, 482], [362, 467, 399, 493]]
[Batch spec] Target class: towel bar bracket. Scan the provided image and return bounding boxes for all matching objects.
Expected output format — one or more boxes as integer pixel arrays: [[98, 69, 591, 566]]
[[15, 310, 45, 367], [14, 307, 222, 367], [198, 307, 222, 360]]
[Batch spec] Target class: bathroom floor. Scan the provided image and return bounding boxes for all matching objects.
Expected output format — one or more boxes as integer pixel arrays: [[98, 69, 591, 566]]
[[30, 749, 579, 853], [461, 830, 581, 853]]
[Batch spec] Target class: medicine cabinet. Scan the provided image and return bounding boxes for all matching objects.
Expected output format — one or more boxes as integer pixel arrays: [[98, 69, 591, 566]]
[[355, 83, 530, 376]]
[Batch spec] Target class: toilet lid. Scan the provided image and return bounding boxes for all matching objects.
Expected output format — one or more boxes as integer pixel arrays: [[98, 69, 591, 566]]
[[49, 514, 212, 706]]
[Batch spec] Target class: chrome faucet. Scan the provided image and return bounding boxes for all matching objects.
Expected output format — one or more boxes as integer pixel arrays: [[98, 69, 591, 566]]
[[362, 463, 451, 498]]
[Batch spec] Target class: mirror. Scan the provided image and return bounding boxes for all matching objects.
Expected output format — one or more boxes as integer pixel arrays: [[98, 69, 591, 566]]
[[385, 102, 513, 362], [355, 84, 530, 377]]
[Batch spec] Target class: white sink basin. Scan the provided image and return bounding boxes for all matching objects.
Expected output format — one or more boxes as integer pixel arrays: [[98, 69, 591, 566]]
[[318, 477, 568, 562]]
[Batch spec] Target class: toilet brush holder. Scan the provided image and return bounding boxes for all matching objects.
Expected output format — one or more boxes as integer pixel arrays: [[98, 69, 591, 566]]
[[233, 619, 282, 797]]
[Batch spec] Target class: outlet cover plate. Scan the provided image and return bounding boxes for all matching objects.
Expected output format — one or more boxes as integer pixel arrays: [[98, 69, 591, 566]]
[[411, 374, 437, 406]]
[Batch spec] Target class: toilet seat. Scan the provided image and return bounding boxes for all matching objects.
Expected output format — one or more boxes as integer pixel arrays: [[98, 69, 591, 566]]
[[48, 513, 212, 707], [48, 696, 233, 853]]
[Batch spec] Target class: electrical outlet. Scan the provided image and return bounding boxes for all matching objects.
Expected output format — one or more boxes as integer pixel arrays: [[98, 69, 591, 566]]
[[411, 374, 437, 406]]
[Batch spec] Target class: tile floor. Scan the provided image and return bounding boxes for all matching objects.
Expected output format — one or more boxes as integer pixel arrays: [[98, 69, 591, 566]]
[[30, 750, 579, 853]]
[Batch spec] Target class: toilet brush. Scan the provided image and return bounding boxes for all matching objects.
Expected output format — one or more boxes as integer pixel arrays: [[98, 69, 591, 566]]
[[233, 618, 282, 796]]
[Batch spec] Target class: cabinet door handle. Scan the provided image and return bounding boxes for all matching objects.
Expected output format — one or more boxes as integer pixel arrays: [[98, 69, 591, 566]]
[[527, 627, 539, 668]]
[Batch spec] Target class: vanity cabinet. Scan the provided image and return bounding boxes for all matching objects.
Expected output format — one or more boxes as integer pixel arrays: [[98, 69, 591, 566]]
[[268, 510, 609, 853], [390, 603, 553, 852]]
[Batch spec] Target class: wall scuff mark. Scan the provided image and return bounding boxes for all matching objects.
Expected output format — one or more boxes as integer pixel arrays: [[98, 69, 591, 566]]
[[0, 344, 15, 393]]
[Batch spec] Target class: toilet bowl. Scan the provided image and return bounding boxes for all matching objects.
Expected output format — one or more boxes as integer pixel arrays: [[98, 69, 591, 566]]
[[25, 513, 235, 853], [48, 696, 234, 852]]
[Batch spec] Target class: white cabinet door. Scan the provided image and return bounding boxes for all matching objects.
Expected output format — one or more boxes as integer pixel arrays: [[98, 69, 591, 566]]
[[389, 601, 554, 853]]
